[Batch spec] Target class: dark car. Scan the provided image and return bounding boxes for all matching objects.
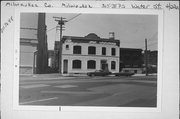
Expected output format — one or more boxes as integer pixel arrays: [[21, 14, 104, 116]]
[[87, 70, 112, 77], [113, 72, 134, 77]]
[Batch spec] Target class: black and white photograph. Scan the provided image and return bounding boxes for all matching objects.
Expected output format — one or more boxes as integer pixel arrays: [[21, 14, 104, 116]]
[[18, 12, 160, 108], [1, 0, 179, 119]]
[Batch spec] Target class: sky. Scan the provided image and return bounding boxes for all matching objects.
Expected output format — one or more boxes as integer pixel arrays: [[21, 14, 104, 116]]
[[20, 13, 158, 51], [46, 13, 158, 51]]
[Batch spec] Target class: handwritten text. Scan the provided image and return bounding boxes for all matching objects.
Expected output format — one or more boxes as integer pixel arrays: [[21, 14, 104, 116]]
[[131, 4, 150, 9], [6, 2, 38, 7], [1, 16, 13, 34], [61, 3, 92, 8], [166, 3, 179, 10], [3, 1, 179, 11], [102, 3, 125, 9]]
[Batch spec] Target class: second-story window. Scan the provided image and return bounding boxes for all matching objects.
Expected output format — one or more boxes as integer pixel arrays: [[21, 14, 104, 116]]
[[102, 47, 106, 55], [73, 45, 81, 54], [112, 48, 116, 56], [88, 46, 96, 55], [66, 45, 69, 49]]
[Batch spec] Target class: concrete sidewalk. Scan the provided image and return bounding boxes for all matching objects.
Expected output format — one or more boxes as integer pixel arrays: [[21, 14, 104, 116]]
[[19, 73, 157, 82], [132, 73, 157, 76], [20, 73, 88, 81]]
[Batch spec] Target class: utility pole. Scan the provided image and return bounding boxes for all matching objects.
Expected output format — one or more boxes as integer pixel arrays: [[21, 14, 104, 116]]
[[145, 38, 148, 76], [53, 17, 67, 74]]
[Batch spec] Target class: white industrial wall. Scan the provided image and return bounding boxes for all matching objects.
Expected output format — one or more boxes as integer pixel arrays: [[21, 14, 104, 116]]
[[62, 42, 119, 56], [61, 42, 120, 74]]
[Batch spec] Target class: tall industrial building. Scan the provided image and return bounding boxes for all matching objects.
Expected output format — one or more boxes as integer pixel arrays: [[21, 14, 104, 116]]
[[20, 13, 48, 74]]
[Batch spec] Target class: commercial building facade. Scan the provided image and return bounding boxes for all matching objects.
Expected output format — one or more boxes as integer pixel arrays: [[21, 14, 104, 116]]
[[54, 33, 120, 74]]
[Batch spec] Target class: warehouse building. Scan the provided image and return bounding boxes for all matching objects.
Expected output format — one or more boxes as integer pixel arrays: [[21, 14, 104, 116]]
[[120, 48, 143, 74]]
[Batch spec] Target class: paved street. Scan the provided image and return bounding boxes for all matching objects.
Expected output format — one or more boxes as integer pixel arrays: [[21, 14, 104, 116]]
[[19, 75, 157, 107]]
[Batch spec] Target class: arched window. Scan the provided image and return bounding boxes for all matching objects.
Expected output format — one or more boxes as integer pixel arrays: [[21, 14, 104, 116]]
[[73, 45, 81, 54], [111, 61, 116, 70], [72, 60, 81, 69], [111, 48, 116, 56], [87, 60, 96, 69], [88, 46, 96, 55]]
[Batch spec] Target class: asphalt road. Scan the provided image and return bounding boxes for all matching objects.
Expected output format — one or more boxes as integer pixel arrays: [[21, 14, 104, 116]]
[[19, 75, 157, 107]]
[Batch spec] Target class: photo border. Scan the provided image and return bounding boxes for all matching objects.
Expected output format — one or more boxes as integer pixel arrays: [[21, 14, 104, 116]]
[[13, 7, 164, 112]]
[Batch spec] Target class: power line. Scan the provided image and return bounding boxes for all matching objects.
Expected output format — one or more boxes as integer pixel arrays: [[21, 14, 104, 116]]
[[139, 41, 157, 49], [67, 13, 81, 22], [148, 32, 158, 41], [47, 14, 81, 32], [47, 27, 56, 32], [147, 42, 157, 47]]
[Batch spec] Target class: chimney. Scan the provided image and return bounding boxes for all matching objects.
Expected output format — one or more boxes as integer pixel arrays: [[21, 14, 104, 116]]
[[109, 32, 115, 40]]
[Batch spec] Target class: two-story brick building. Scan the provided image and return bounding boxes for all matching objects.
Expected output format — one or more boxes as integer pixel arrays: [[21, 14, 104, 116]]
[[54, 33, 120, 74]]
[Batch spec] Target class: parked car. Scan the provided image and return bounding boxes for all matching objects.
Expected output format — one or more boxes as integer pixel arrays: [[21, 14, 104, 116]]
[[113, 72, 134, 77], [87, 70, 112, 77]]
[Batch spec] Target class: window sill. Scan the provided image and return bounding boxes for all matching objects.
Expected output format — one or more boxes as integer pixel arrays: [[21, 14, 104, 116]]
[[72, 68, 82, 70], [87, 68, 96, 70]]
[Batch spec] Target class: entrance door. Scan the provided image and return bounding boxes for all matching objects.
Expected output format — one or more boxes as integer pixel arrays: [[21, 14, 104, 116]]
[[101, 60, 108, 71], [63, 60, 68, 74]]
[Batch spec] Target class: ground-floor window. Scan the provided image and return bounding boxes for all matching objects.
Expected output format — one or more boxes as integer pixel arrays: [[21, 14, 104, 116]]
[[87, 60, 96, 69], [111, 61, 116, 70], [124, 70, 129, 72], [134, 70, 137, 73], [72, 60, 81, 69]]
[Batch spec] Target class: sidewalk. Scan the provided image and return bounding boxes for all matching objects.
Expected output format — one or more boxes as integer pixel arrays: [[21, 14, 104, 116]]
[[19, 73, 88, 81], [132, 73, 157, 76]]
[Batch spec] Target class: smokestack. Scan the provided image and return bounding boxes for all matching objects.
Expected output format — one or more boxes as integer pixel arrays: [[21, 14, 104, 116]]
[[109, 32, 115, 40]]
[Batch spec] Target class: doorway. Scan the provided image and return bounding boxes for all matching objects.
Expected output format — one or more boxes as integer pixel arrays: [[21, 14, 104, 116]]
[[63, 60, 68, 74], [101, 60, 108, 71]]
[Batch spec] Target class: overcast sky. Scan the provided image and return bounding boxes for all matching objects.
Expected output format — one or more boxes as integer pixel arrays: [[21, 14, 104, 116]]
[[20, 13, 158, 51], [46, 13, 158, 51]]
